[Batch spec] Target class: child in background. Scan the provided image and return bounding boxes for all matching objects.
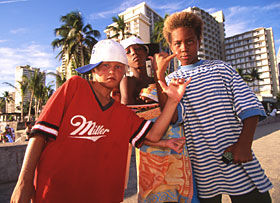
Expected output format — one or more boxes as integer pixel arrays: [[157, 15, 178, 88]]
[[121, 36, 199, 203], [10, 39, 189, 203], [152, 11, 273, 203]]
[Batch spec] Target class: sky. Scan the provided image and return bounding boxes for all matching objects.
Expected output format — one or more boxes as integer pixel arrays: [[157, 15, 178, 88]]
[[0, 0, 279, 95]]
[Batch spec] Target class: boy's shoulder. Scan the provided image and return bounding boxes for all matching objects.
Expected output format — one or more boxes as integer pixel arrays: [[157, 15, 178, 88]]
[[63, 75, 88, 87], [201, 60, 230, 67]]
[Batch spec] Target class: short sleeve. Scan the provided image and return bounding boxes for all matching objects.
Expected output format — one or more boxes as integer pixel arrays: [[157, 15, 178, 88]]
[[224, 64, 266, 121], [123, 106, 153, 148]]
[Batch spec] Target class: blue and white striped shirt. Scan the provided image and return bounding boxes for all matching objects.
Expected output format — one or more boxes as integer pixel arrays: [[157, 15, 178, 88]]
[[166, 60, 272, 198]]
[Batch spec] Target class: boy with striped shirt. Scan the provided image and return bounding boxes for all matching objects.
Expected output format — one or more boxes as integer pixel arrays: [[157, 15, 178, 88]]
[[153, 11, 272, 203]]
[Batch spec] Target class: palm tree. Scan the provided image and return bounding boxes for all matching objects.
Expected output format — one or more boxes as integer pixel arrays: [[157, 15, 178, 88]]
[[52, 11, 101, 72], [237, 67, 263, 93], [0, 91, 14, 115], [26, 69, 45, 121], [236, 68, 251, 82], [151, 14, 169, 50], [47, 71, 67, 89], [0, 98, 5, 113], [3, 76, 28, 121], [106, 16, 134, 40], [34, 82, 54, 119]]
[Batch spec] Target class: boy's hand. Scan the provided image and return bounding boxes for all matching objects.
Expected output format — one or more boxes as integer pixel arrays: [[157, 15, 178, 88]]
[[10, 180, 35, 203], [224, 142, 253, 164], [164, 137, 186, 153], [158, 78, 191, 102], [149, 52, 177, 79]]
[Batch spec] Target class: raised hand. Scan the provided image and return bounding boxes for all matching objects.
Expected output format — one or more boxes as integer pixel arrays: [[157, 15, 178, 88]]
[[149, 52, 177, 79], [158, 77, 191, 102]]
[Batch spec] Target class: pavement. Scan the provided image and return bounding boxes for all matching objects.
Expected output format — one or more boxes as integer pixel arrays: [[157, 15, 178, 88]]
[[1, 121, 279, 203]]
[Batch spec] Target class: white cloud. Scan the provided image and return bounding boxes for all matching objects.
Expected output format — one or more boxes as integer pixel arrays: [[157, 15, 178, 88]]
[[10, 28, 27, 34], [0, 39, 8, 43], [90, 0, 143, 19], [0, 0, 27, 4], [90, 0, 192, 20], [147, 0, 193, 13], [225, 21, 251, 38], [225, 3, 280, 37], [0, 42, 60, 94]]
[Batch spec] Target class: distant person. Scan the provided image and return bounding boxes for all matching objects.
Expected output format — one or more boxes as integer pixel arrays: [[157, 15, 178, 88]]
[[25, 121, 33, 141], [120, 36, 199, 203], [152, 11, 273, 202], [1, 125, 15, 143], [269, 108, 277, 116], [10, 39, 189, 203]]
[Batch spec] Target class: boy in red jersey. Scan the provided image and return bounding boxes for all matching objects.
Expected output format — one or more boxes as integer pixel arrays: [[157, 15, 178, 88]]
[[11, 39, 190, 203]]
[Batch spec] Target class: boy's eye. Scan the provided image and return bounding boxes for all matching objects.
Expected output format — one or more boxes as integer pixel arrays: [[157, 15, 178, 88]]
[[187, 40, 194, 45]]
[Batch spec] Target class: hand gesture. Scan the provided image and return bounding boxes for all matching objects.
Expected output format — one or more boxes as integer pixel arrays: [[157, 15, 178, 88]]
[[164, 137, 186, 153], [149, 52, 177, 79], [158, 78, 191, 102]]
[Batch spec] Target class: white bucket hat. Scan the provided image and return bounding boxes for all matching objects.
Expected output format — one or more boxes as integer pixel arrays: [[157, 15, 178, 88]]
[[76, 39, 128, 74]]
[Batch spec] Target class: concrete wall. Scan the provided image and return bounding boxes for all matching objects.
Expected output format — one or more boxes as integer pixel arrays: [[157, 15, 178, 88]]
[[0, 142, 27, 184]]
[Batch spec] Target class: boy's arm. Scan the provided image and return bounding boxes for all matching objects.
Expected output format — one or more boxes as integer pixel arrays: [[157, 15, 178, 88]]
[[151, 52, 179, 123], [120, 77, 136, 105], [145, 78, 190, 142], [143, 137, 186, 153], [224, 115, 259, 164], [10, 134, 46, 203]]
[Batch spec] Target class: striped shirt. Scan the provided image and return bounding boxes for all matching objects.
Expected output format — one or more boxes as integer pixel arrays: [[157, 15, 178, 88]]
[[166, 60, 273, 198]]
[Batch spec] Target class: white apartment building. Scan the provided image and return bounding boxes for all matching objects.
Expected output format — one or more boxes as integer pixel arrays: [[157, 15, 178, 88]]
[[104, 2, 162, 43], [184, 7, 225, 61], [277, 46, 280, 88], [14, 66, 46, 113], [225, 27, 279, 105]]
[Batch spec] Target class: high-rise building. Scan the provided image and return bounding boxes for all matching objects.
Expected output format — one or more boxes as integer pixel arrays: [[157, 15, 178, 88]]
[[225, 27, 279, 107], [104, 2, 162, 43], [184, 7, 225, 61], [277, 46, 280, 88], [14, 66, 46, 113]]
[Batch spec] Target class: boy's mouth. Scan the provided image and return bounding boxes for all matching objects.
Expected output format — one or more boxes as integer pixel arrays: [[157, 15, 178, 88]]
[[181, 55, 190, 60], [107, 76, 116, 81]]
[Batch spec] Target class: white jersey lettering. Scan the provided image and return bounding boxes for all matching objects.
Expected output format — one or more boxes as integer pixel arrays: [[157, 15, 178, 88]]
[[70, 115, 110, 136]]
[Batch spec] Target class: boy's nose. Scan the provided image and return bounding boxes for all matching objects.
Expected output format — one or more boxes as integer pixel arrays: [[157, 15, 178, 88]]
[[181, 43, 188, 51]]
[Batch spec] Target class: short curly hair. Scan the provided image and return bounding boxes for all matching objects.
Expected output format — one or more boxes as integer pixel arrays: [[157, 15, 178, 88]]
[[163, 11, 203, 44]]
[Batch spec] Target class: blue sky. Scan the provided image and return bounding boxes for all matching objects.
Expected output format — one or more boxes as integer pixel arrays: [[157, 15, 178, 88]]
[[0, 0, 279, 95]]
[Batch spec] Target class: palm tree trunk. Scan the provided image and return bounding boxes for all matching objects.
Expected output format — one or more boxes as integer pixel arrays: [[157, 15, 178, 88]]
[[20, 99, 24, 122], [28, 91, 34, 121]]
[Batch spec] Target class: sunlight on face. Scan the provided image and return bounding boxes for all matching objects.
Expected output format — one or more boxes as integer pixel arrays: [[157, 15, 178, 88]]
[[170, 27, 200, 66], [92, 62, 126, 88]]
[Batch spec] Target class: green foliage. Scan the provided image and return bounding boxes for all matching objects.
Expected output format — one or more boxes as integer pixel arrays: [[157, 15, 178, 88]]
[[106, 15, 134, 40], [151, 14, 169, 50], [52, 11, 101, 70]]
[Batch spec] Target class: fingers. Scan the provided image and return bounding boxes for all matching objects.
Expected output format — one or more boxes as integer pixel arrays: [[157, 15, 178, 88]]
[[147, 56, 154, 61], [154, 52, 176, 63], [165, 52, 177, 62], [184, 77, 192, 86]]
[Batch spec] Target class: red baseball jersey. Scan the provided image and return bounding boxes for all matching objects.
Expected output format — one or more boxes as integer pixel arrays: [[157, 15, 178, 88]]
[[31, 76, 152, 203]]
